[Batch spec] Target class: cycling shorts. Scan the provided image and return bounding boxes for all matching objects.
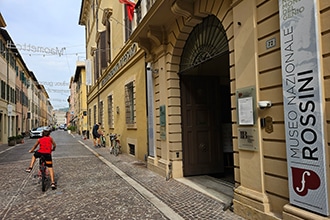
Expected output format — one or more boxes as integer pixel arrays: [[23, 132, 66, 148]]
[[34, 151, 53, 167], [93, 133, 100, 139]]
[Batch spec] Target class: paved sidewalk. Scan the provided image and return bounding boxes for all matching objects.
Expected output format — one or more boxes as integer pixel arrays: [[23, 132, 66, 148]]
[[75, 134, 245, 220]]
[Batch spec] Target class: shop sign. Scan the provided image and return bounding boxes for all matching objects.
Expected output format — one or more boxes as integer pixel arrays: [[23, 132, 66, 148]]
[[279, 0, 329, 216]]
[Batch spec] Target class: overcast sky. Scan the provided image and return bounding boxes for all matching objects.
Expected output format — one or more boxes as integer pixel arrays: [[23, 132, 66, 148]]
[[0, 0, 86, 109]]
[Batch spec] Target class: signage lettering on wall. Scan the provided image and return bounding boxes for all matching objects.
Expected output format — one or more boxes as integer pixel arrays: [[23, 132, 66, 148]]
[[101, 43, 137, 86], [279, 0, 329, 216]]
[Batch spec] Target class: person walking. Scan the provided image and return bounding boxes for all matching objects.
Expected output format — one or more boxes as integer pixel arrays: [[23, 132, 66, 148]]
[[92, 122, 101, 148], [25, 127, 57, 189]]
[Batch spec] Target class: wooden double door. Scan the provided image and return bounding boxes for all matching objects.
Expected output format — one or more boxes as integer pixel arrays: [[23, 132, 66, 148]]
[[181, 75, 225, 176]]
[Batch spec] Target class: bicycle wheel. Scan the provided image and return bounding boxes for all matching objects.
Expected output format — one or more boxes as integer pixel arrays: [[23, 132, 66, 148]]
[[110, 139, 114, 154], [114, 142, 119, 156], [40, 161, 46, 192], [102, 137, 106, 147]]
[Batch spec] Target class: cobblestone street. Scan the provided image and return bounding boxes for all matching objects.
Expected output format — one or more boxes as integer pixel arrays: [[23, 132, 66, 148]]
[[0, 130, 244, 219]]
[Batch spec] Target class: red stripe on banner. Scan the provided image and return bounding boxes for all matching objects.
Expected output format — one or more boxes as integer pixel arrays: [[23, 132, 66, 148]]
[[119, 0, 136, 21], [119, 0, 135, 6]]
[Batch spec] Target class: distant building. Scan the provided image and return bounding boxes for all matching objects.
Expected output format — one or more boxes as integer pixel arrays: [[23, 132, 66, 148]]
[[71, 61, 88, 135], [53, 109, 66, 127]]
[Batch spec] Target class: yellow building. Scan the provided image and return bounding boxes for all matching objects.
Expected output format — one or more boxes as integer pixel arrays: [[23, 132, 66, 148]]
[[14, 52, 33, 136], [73, 61, 88, 135], [79, 0, 148, 160], [37, 84, 49, 126], [0, 28, 19, 142], [80, 0, 330, 219], [0, 13, 53, 141]]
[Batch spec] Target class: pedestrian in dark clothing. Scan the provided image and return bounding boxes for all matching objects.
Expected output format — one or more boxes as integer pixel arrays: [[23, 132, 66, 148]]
[[92, 122, 101, 147]]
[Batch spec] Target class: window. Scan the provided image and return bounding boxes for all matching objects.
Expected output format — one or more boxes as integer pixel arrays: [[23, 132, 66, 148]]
[[1, 80, 6, 99], [88, 109, 92, 128], [99, 101, 104, 126], [11, 87, 15, 103], [135, 1, 142, 24], [94, 31, 107, 82], [6, 84, 9, 101], [93, 105, 97, 125], [100, 31, 107, 70], [129, 143, 135, 156], [124, 5, 133, 42], [0, 40, 5, 58], [93, 48, 99, 82], [16, 88, 19, 103], [102, 8, 112, 63], [107, 95, 113, 128], [125, 81, 135, 124], [105, 19, 111, 63]]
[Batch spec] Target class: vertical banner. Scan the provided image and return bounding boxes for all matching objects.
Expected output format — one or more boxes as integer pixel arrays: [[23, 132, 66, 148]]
[[85, 59, 92, 86], [146, 66, 155, 157], [279, 0, 329, 216]]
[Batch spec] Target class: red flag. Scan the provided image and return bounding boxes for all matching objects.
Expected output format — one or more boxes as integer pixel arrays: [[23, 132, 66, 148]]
[[119, 0, 136, 21]]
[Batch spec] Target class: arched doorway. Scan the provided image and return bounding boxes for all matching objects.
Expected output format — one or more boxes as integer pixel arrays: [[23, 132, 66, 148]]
[[180, 15, 233, 181]]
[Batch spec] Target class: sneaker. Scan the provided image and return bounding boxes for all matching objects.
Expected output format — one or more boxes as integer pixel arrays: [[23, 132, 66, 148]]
[[25, 167, 32, 173], [51, 182, 57, 190]]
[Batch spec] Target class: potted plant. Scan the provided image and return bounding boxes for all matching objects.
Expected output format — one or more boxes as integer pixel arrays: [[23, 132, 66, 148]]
[[16, 134, 24, 144], [8, 136, 16, 146]]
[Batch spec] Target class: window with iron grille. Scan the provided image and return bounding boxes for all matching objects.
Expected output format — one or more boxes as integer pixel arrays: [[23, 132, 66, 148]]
[[125, 81, 135, 124], [107, 95, 113, 128]]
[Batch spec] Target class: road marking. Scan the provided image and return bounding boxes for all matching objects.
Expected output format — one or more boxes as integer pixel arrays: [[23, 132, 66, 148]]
[[0, 167, 34, 219], [79, 140, 184, 220], [0, 146, 16, 155]]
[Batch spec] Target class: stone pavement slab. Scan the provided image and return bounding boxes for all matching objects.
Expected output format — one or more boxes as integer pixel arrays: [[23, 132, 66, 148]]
[[76, 134, 245, 220]]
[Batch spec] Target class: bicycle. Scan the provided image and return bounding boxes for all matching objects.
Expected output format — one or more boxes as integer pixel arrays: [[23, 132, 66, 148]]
[[100, 133, 106, 147], [109, 133, 121, 156], [34, 154, 49, 192]]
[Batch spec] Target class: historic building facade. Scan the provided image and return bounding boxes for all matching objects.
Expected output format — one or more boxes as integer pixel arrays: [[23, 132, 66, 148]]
[[71, 61, 88, 136], [79, 0, 148, 161], [0, 13, 54, 143], [79, 0, 330, 219]]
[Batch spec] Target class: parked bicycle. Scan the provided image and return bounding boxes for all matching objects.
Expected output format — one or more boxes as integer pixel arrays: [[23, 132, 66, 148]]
[[109, 133, 121, 156], [100, 133, 106, 147]]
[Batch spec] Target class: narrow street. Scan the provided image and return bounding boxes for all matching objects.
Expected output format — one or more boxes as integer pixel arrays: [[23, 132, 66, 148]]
[[0, 130, 243, 219]]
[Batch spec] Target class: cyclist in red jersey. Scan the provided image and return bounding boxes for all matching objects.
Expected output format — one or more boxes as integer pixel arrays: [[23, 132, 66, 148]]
[[25, 127, 57, 189]]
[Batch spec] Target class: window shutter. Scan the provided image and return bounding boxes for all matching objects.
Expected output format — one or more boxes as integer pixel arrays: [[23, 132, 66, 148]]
[[100, 31, 107, 69]]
